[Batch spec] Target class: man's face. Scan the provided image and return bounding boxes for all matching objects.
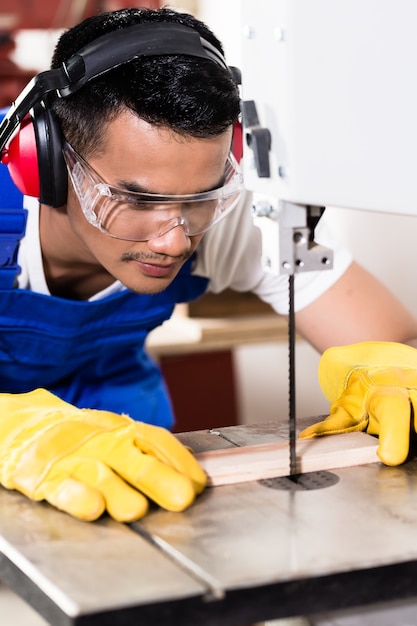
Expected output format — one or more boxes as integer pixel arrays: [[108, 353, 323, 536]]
[[65, 109, 233, 294]]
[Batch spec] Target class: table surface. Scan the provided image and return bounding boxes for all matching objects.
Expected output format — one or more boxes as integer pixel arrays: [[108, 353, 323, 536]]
[[1, 420, 417, 626]]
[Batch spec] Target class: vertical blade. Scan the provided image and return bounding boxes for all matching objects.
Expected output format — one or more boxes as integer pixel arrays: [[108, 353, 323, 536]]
[[288, 273, 297, 476]]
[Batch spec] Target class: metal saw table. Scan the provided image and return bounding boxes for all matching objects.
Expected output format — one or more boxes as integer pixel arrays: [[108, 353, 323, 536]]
[[1, 419, 417, 626]]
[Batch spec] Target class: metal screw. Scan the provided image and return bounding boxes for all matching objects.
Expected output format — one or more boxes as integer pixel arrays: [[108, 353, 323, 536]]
[[293, 231, 306, 244]]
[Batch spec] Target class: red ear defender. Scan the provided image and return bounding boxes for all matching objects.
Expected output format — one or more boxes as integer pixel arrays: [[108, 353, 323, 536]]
[[0, 115, 40, 199]]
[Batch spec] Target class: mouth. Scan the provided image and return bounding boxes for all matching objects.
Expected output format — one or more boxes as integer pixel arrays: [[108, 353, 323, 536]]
[[130, 259, 178, 278]]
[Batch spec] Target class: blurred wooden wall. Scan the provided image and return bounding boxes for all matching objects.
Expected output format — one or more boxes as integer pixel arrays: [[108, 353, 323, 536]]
[[0, 0, 162, 107]]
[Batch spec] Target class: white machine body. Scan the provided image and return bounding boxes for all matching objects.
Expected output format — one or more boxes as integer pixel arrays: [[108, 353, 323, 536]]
[[242, 0, 417, 216]]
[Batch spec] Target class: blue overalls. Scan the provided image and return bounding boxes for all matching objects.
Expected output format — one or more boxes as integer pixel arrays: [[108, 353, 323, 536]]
[[0, 137, 208, 429]]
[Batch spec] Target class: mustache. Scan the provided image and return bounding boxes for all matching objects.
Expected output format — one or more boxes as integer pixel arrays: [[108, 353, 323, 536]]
[[121, 251, 192, 263]]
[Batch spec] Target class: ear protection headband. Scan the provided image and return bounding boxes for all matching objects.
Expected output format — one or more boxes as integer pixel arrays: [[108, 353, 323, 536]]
[[0, 22, 230, 208]]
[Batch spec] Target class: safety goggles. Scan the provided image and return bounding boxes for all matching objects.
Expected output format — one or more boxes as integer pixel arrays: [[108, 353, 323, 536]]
[[62, 141, 244, 242]]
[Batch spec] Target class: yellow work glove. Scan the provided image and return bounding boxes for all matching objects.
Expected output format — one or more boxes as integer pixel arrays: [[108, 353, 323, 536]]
[[299, 341, 417, 466], [0, 388, 207, 522]]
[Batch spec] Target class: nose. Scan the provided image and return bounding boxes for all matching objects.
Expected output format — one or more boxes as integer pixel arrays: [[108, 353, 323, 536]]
[[147, 221, 192, 256]]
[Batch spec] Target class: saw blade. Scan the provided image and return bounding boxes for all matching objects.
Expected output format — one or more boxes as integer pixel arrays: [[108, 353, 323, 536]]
[[288, 273, 297, 476]]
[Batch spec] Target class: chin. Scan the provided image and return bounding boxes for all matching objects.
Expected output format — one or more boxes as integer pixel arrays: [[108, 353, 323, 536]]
[[126, 278, 173, 296]]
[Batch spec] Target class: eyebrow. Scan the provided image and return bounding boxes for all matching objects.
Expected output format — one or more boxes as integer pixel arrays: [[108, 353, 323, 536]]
[[115, 170, 228, 196]]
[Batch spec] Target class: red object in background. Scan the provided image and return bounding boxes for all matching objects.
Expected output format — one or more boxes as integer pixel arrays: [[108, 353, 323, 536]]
[[0, 31, 34, 107], [0, 0, 162, 30], [0, 1, 163, 106], [160, 351, 239, 433]]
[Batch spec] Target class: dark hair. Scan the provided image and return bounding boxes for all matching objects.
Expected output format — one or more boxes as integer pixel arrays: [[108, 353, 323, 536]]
[[50, 8, 241, 156]]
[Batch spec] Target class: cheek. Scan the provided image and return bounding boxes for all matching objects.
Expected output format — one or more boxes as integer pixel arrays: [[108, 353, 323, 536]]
[[66, 187, 87, 230], [66, 190, 125, 258], [189, 234, 204, 250]]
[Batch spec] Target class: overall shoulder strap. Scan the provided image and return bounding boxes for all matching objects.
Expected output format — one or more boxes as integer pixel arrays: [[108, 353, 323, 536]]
[[0, 107, 28, 288]]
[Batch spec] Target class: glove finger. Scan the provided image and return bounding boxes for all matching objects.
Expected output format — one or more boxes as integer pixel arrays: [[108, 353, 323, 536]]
[[367, 386, 411, 466], [41, 476, 106, 522], [409, 389, 417, 435], [104, 442, 198, 512], [44, 457, 149, 522], [68, 458, 149, 522], [299, 407, 368, 439], [301, 367, 374, 439], [133, 423, 207, 493]]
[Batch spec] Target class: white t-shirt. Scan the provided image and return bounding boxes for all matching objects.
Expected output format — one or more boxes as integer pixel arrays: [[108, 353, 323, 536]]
[[18, 192, 352, 314]]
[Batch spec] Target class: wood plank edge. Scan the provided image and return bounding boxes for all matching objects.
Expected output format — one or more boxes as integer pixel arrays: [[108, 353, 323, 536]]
[[195, 432, 380, 487]]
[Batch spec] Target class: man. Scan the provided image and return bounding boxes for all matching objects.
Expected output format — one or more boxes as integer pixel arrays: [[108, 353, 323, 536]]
[[0, 7, 416, 522]]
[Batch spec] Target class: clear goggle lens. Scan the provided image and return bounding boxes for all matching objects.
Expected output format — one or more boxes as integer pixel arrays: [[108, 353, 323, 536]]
[[63, 142, 244, 242]]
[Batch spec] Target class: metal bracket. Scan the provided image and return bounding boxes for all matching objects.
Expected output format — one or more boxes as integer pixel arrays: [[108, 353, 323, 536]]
[[278, 201, 333, 275], [251, 198, 334, 276]]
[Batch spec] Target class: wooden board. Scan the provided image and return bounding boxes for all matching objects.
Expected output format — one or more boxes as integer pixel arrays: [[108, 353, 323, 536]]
[[195, 432, 379, 486]]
